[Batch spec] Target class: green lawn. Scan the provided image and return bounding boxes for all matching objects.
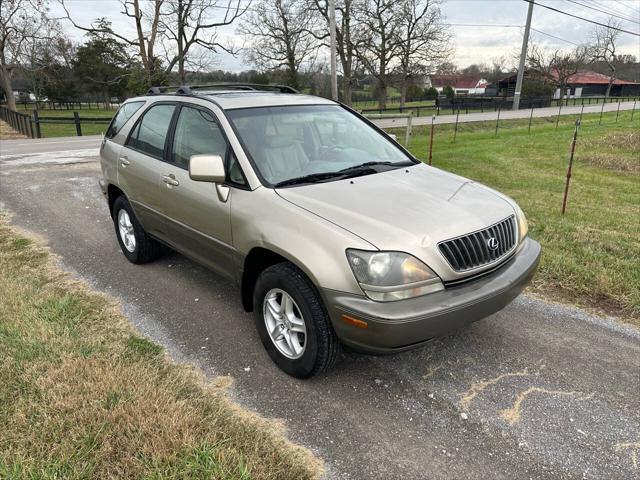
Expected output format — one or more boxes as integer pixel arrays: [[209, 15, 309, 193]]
[[0, 216, 322, 479], [396, 110, 640, 322], [26, 109, 116, 138]]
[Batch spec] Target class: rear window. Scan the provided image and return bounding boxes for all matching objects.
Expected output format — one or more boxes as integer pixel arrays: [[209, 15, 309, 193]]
[[105, 101, 145, 139]]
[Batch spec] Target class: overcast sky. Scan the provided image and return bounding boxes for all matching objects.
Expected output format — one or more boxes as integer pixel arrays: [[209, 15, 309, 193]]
[[50, 0, 640, 72]]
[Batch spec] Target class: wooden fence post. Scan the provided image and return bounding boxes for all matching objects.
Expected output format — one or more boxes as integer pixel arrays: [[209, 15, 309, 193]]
[[404, 112, 413, 146], [73, 111, 82, 136], [528, 107, 534, 133], [495, 107, 501, 137], [632, 100, 636, 121], [615, 101, 621, 122], [33, 110, 42, 138], [562, 119, 581, 215]]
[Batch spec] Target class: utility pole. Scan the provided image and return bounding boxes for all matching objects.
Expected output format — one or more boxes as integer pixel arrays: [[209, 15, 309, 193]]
[[513, 0, 534, 111], [329, 0, 338, 101]]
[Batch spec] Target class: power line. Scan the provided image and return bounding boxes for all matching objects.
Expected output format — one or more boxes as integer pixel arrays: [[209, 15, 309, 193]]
[[563, 0, 640, 25], [525, 0, 640, 36], [530, 27, 580, 46], [610, 0, 640, 15]]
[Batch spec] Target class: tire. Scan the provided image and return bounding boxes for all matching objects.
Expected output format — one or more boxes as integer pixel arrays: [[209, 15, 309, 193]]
[[253, 262, 340, 378], [112, 195, 164, 264]]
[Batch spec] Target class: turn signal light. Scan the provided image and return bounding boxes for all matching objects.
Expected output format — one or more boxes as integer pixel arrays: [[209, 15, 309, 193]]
[[341, 314, 368, 329]]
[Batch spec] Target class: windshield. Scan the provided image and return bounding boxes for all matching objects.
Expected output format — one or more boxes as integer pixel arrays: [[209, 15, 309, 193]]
[[226, 105, 414, 186]]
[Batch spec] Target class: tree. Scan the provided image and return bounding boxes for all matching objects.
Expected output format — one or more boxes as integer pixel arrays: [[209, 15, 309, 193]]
[[158, 0, 248, 83], [310, 0, 357, 105], [394, 0, 450, 107], [435, 61, 458, 74], [588, 18, 621, 98], [527, 44, 588, 102], [73, 21, 131, 103], [353, 0, 402, 109], [60, 0, 247, 86], [0, 0, 57, 110], [60, 0, 164, 87], [239, 0, 318, 89], [442, 84, 454, 99]]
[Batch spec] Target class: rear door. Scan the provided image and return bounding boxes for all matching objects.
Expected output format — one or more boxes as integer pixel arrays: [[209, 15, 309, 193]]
[[157, 103, 242, 280], [118, 102, 177, 236]]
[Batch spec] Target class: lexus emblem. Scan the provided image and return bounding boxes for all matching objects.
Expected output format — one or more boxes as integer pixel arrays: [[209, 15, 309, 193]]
[[487, 237, 499, 251]]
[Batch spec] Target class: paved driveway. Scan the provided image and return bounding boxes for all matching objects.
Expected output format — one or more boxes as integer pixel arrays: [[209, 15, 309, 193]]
[[1, 141, 639, 480]]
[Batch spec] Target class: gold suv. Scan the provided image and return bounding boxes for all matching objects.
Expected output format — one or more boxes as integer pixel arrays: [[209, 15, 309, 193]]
[[99, 84, 541, 378]]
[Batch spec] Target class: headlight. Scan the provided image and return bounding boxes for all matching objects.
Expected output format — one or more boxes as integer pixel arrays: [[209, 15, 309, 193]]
[[346, 250, 444, 302], [514, 204, 528, 242]]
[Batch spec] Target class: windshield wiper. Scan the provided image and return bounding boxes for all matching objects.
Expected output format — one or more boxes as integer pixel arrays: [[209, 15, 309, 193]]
[[274, 171, 349, 188], [337, 160, 413, 173], [274, 161, 415, 188]]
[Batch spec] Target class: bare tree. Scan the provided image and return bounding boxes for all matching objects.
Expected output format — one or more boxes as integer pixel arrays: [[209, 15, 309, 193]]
[[527, 44, 588, 102], [159, 0, 248, 83], [60, 0, 164, 85], [589, 18, 621, 98], [310, 0, 357, 105], [353, 0, 402, 109], [394, 0, 450, 107], [60, 0, 248, 85], [1, 0, 57, 110], [239, 0, 318, 89]]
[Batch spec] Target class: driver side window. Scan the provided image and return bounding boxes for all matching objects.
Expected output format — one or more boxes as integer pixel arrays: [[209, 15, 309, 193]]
[[172, 106, 227, 170]]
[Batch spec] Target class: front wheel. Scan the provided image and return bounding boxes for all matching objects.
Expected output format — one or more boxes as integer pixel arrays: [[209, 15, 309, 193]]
[[112, 195, 165, 264], [253, 262, 340, 378]]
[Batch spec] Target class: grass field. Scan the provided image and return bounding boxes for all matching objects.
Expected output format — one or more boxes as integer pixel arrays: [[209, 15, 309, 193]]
[[0, 216, 322, 479], [396, 110, 640, 323]]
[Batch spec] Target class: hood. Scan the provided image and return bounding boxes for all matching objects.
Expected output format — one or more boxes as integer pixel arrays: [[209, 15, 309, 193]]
[[276, 164, 516, 277]]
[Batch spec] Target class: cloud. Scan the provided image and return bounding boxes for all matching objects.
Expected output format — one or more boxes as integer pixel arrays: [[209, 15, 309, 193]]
[[52, 0, 640, 71]]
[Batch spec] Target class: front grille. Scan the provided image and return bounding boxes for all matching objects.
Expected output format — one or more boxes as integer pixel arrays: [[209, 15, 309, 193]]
[[438, 216, 517, 272]]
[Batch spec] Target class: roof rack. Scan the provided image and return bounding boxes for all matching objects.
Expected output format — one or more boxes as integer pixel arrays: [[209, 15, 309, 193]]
[[146, 85, 183, 95], [147, 83, 299, 96]]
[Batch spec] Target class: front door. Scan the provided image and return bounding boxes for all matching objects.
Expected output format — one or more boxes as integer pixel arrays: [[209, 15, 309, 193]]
[[157, 104, 237, 280], [118, 103, 176, 236]]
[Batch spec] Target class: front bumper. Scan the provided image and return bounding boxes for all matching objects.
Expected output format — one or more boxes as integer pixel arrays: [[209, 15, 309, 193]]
[[323, 237, 541, 353]]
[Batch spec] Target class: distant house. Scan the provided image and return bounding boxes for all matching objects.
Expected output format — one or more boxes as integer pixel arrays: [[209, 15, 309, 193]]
[[495, 70, 640, 98], [423, 75, 489, 95]]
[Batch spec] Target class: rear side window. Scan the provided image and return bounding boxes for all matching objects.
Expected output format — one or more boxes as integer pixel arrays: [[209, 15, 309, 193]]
[[127, 104, 175, 159], [172, 106, 227, 169], [105, 101, 144, 139]]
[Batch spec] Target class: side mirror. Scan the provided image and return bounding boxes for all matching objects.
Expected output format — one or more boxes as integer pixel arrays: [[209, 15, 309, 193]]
[[189, 154, 225, 183]]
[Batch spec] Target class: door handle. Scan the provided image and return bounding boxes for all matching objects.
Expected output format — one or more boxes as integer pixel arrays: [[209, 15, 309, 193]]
[[162, 174, 180, 187], [120, 155, 130, 167]]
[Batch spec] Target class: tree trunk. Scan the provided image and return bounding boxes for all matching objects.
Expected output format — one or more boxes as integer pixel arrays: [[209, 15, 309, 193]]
[[342, 77, 352, 106], [605, 80, 613, 98], [0, 66, 16, 111], [178, 0, 185, 84], [400, 78, 407, 109], [377, 77, 387, 110]]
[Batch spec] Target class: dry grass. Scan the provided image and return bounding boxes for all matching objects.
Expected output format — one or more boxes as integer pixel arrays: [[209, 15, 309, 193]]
[[0, 120, 26, 140], [0, 214, 323, 480], [579, 131, 640, 172]]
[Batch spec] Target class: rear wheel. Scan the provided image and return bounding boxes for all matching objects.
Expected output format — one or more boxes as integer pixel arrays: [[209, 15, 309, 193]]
[[253, 262, 340, 378], [112, 195, 164, 264]]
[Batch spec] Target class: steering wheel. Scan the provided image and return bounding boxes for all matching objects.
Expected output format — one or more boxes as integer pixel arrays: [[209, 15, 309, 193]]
[[318, 145, 344, 161]]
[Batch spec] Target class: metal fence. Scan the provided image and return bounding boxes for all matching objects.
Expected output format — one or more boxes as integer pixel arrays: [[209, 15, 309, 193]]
[[360, 95, 640, 118]]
